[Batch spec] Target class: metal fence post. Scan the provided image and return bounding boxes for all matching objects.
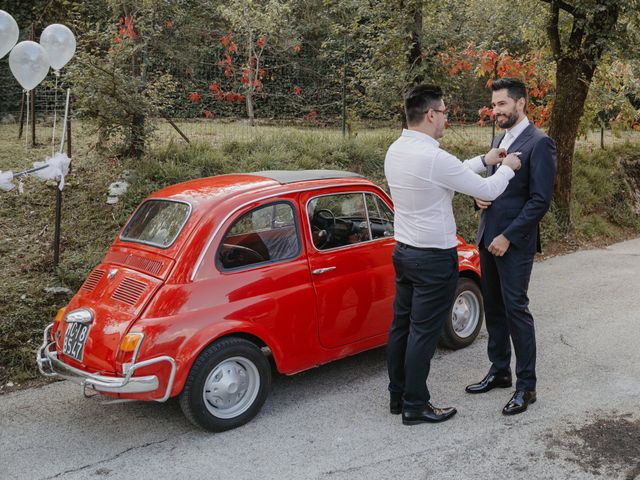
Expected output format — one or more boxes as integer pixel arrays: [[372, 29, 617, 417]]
[[342, 35, 347, 138]]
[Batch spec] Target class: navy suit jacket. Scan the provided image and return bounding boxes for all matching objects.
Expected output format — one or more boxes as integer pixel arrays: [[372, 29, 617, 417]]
[[476, 123, 557, 254]]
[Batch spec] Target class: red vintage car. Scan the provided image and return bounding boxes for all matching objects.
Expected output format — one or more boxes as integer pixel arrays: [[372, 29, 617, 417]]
[[38, 170, 483, 431]]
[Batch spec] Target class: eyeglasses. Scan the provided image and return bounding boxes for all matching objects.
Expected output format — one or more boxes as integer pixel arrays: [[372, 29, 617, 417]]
[[428, 108, 448, 116]]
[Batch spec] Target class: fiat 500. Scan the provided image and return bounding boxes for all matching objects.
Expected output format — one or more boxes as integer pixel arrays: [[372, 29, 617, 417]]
[[38, 170, 484, 431]]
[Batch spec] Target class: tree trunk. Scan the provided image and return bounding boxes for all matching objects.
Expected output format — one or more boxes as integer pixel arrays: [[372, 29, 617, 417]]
[[246, 34, 255, 127], [246, 90, 255, 126], [130, 113, 145, 158], [407, 1, 424, 85], [547, 58, 595, 232], [403, 0, 423, 85], [124, 6, 145, 158]]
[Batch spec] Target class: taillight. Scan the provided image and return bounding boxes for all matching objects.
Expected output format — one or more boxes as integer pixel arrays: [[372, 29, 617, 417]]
[[119, 332, 144, 373], [55, 307, 66, 323], [51, 307, 66, 341]]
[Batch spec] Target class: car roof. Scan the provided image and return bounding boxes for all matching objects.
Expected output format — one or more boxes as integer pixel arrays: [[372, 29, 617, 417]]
[[147, 170, 374, 209], [248, 170, 363, 184]]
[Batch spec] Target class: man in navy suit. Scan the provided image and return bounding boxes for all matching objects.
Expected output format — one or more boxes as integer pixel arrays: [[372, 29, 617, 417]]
[[465, 77, 557, 415]]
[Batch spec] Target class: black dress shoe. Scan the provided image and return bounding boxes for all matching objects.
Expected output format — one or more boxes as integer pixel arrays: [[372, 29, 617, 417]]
[[502, 390, 536, 415], [402, 402, 457, 425], [465, 372, 512, 394], [390, 397, 402, 415]]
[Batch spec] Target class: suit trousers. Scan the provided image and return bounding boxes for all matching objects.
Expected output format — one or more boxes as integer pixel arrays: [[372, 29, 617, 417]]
[[479, 243, 536, 391], [387, 243, 458, 411]]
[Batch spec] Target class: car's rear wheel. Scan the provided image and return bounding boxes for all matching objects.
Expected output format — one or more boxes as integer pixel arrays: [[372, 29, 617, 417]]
[[179, 337, 271, 431], [440, 278, 484, 350]]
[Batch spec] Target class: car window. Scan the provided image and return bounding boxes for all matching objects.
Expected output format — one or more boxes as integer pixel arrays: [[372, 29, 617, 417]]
[[308, 193, 371, 250], [120, 200, 191, 248], [219, 202, 300, 270], [365, 193, 394, 239]]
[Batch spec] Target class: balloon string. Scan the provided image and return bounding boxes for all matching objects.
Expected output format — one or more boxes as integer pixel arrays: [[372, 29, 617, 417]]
[[51, 74, 59, 156], [59, 88, 71, 154], [25, 90, 29, 148]]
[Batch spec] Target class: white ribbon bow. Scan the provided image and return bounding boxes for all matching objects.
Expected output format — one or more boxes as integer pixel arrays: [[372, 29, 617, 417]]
[[0, 170, 15, 192], [32, 153, 71, 190]]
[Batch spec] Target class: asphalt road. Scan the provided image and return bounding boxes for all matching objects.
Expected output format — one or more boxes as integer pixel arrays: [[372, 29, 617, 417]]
[[2, 238, 640, 480]]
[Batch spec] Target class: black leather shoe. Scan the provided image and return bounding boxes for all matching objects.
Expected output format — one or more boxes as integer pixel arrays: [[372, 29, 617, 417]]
[[390, 397, 402, 415], [402, 402, 457, 425], [502, 390, 536, 415], [465, 372, 512, 394]]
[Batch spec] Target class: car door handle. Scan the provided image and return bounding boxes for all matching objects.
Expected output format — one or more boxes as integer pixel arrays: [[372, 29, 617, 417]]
[[312, 267, 336, 275]]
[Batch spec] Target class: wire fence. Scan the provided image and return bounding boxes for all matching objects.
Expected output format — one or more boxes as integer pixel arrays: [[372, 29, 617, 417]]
[[1, 27, 639, 153]]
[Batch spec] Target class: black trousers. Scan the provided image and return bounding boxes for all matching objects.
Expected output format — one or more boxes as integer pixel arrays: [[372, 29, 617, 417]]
[[387, 243, 458, 411], [479, 243, 536, 391]]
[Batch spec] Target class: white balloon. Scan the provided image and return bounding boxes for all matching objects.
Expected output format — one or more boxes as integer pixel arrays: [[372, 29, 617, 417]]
[[0, 10, 19, 59], [40, 23, 76, 71], [9, 41, 50, 91]]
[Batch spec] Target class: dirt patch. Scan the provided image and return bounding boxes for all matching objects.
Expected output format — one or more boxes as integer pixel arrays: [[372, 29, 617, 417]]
[[0, 376, 58, 395], [545, 413, 640, 479]]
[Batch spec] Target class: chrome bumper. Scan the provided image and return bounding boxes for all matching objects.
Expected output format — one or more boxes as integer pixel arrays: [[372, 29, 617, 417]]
[[37, 324, 177, 402]]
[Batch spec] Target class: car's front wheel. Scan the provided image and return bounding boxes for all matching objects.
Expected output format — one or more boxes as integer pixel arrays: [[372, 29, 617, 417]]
[[440, 278, 484, 350], [179, 337, 271, 431]]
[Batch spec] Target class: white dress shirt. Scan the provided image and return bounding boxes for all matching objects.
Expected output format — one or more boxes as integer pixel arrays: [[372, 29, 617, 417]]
[[499, 117, 530, 150], [385, 129, 515, 249]]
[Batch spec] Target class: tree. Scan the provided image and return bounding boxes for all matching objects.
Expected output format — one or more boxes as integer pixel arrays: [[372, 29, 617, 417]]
[[217, 0, 296, 125], [580, 56, 640, 145], [541, 0, 639, 231], [66, 0, 215, 156]]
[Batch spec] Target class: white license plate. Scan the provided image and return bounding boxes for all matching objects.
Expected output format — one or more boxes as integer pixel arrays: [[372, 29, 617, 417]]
[[62, 322, 90, 361]]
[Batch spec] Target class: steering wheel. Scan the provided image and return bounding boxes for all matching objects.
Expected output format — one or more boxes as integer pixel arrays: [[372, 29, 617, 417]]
[[314, 208, 336, 225], [220, 244, 265, 268], [311, 209, 337, 249]]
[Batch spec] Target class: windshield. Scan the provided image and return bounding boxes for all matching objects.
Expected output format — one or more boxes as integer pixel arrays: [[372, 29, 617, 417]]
[[120, 200, 191, 248]]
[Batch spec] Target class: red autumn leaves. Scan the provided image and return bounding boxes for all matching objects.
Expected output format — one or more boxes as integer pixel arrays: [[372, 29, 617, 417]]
[[187, 33, 309, 119], [442, 46, 554, 128], [114, 16, 136, 44], [190, 83, 244, 104]]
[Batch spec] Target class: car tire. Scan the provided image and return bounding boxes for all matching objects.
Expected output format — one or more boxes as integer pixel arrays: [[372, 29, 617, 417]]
[[179, 337, 271, 432], [440, 278, 484, 350]]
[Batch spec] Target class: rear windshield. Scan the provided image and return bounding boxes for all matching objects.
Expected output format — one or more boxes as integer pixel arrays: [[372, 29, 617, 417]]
[[120, 200, 191, 248]]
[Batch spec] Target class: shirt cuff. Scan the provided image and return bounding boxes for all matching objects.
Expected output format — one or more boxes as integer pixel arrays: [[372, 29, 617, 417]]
[[496, 165, 515, 180], [466, 155, 486, 173]]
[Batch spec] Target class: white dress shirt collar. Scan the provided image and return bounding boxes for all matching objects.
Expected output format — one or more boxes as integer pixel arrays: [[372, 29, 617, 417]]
[[402, 128, 440, 148], [504, 116, 530, 142]]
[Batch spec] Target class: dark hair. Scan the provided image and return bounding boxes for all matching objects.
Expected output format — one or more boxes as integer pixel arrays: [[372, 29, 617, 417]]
[[491, 77, 528, 104], [404, 84, 443, 126]]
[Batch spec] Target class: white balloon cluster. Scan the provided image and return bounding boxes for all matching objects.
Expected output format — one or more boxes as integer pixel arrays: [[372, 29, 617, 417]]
[[1, 10, 76, 91]]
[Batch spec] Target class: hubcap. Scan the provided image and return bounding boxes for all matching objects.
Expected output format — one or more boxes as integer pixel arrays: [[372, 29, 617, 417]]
[[203, 356, 260, 419], [452, 290, 480, 338]]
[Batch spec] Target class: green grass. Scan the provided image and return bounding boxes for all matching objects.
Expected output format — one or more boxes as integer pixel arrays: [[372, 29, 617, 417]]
[[1, 120, 639, 386]]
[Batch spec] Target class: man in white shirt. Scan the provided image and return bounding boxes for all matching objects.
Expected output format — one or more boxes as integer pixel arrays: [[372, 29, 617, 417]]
[[385, 84, 521, 425], [466, 78, 556, 416]]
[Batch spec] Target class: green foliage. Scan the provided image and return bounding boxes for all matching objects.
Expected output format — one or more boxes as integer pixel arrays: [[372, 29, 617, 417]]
[[67, 44, 176, 156], [580, 55, 640, 134], [129, 130, 393, 203], [64, 4, 179, 157], [572, 144, 640, 238]]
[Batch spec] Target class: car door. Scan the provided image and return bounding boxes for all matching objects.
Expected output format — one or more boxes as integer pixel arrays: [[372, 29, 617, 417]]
[[190, 198, 321, 374], [302, 187, 396, 348]]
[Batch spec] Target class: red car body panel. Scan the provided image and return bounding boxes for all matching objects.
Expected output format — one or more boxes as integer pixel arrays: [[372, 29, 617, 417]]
[[47, 173, 482, 401]]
